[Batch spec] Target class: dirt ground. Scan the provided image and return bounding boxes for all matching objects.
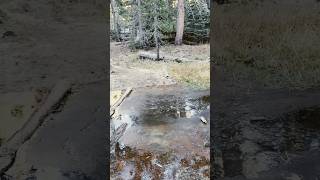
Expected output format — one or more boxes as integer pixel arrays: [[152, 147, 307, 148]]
[[110, 42, 175, 90], [110, 42, 210, 90]]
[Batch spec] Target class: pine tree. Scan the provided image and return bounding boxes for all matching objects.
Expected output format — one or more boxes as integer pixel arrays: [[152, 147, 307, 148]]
[[175, 0, 185, 45]]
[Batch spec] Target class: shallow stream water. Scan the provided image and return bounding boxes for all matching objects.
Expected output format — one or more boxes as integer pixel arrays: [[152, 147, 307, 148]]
[[110, 86, 210, 180]]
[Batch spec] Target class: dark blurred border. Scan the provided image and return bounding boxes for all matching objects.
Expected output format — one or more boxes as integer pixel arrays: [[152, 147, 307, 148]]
[[210, 0, 214, 179], [106, 0, 111, 178]]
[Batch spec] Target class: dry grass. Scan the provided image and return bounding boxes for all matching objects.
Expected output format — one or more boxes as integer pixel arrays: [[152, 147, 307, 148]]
[[212, 0, 320, 89], [134, 44, 210, 89], [169, 62, 210, 89], [130, 59, 210, 90], [160, 44, 210, 62], [113, 43, 210, 89]]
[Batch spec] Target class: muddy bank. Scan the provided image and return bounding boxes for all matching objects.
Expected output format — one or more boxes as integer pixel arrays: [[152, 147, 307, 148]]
[[110, 86, 210, 179]]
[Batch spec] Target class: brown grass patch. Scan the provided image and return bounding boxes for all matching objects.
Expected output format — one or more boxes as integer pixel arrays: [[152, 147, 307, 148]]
[[114, 43, 210, 89], [169, 61, 210, 89]]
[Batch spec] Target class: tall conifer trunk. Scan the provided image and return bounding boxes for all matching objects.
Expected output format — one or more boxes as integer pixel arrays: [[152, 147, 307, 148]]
[[111, 0, 120, 41], [175, 0, 185, 45]]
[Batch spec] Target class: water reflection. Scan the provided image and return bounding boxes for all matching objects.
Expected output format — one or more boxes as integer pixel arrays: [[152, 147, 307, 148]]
[[111, 87, 210, 179]]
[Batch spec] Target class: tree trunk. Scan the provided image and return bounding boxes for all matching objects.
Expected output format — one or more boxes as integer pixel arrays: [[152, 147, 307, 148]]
[[136, 0, 144, 46], [110, 0, 120, 41], [154, 13, 160, 60], [206, 0, 210, 9], [175, 0, 185, 45]]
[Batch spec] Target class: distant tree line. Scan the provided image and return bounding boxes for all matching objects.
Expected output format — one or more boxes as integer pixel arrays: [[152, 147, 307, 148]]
[[110, 0, 209, 49]]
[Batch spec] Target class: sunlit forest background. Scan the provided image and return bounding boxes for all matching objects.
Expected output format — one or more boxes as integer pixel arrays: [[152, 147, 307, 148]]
[[110, 0, 209, 49]]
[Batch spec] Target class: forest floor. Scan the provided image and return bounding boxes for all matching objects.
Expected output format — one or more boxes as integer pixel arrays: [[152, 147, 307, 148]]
[[110, 42, 210, 90]]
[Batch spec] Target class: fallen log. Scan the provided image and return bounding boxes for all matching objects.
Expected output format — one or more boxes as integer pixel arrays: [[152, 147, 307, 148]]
[[138, 51, 165, 61], [138, 51, 206, 63], [184, 40, 200, 45], [110, 88, 133, 151], [110, 87, 133, 116]]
